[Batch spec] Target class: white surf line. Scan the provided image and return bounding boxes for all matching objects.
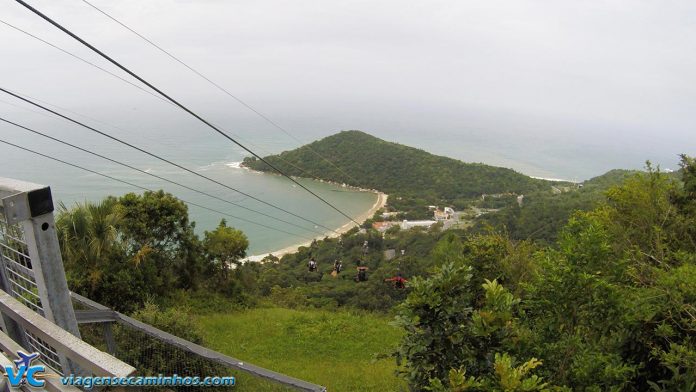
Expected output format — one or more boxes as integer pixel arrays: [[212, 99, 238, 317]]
[[530, 176, 580, 183]]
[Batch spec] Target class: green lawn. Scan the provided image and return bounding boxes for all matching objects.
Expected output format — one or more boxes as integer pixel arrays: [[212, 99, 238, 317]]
[[197, 307, 405, 391]]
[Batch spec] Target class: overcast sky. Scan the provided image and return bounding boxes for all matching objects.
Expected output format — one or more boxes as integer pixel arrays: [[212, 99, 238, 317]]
[[1, 0, 695, 179]]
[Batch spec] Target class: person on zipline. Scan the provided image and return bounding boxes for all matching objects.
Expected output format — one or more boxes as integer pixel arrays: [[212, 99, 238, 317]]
[[333, 259, 343, 273], [355, 266, 368, 282], [308, 257, 317, 272], [384, 271, 408, 289]]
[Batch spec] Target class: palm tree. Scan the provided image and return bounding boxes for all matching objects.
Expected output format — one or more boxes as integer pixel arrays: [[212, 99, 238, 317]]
[[55, 199, 123, 292]]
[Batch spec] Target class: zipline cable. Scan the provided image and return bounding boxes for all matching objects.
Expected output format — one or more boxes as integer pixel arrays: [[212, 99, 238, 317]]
[[0, 21, 296, 168], [0, 116, 325, 236], [2, 86, 315, 179], [0, 18, 172, 107], [15, 0, 360, 226], [0, 87, 337, 234], [0, 138, 315, 240], [0, 19, 307, 174], [79, 0, 362, 186]]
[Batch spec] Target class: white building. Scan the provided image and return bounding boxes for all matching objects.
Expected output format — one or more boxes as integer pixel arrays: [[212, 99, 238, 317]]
[[401, 220, 437, 230]]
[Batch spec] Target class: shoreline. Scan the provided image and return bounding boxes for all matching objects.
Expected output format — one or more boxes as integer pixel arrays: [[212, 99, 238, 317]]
[[244, 191, 387, 262], [530, 175, 579, 183], [236, 161, 381, 194]]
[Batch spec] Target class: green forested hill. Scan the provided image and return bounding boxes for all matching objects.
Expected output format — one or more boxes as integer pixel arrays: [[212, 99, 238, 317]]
[[57, 154, 696, 391], [473, 168, 638, 242], [243, 130, 547, 209]]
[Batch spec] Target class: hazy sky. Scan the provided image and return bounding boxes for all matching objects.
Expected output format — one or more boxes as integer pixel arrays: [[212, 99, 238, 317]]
[[1, 0, 695, 179]]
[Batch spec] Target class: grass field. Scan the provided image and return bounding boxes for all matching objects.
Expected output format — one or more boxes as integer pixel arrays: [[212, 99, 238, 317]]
[[197, 307, 405, 391]]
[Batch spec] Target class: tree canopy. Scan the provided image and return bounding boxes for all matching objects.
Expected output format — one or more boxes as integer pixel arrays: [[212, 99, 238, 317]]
[[57, 190, 249, 312], [54, 137, 695, 391], [243, 130, 548, 214]]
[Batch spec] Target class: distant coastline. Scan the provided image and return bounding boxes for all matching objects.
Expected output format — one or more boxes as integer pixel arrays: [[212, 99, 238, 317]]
[[233, 160, 382, 194], [244, 191, 387, 262], [530, 175, 579, 183], [230, 161, 389, 261]]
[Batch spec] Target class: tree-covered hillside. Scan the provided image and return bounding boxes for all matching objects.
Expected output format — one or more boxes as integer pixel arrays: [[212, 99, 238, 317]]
[[57, 155, 696, 391], [473, 169, 638, 242], [243, 131, 547, 211]]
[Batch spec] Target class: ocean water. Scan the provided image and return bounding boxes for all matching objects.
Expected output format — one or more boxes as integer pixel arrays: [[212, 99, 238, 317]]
[[0, 118, 377, 254], [0, 100, 689, 254]]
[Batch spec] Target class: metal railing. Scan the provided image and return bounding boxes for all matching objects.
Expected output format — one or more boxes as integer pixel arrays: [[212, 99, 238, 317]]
[[0, 290, 135, 377], [72, 292, 326, 391], [0, 213, 41, 313], [0, 177, 135, 384], [0, 176, 326, 391], [0, 180, 66, 373], [0, 328, 82, 392]]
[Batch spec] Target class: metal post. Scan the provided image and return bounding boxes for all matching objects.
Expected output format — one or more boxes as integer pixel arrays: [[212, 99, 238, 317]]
[[103, 323, 117, 355], [0, 178, 81, 373], [21, 212, 81, 338]]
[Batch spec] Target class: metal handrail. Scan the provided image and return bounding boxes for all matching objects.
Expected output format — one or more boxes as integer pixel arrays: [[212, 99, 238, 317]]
[[0, 291, 135, 378], [71, 292, 327, 392], [0, 329, 82, 392]]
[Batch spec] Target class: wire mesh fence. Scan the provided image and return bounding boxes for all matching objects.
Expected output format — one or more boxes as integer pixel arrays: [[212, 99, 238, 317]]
[[0, 177, 321, 391], [0, 206, 63, 374], [0, 208, 42, 313], [83, 322, 227, 390], [24, 330, 63, 372], [77, 319, 297, 392], [70, 289, 325, 391]]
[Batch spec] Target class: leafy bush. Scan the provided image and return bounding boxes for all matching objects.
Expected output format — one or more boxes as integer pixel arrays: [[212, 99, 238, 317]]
[[393, 259, 560, 390]]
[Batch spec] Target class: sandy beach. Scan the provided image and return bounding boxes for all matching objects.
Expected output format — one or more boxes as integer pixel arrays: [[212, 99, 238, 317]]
[[244, 191, 388, 262]]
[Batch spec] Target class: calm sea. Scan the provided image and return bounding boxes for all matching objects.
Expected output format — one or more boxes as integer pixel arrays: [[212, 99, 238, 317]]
[[0, 117, 376, 254], [0, 105, 687, 254]]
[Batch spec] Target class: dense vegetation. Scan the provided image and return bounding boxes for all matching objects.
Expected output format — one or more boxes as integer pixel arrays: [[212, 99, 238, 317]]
[[243, 130, 548, 215], [57, 143, 696, 390], [57, 190, 250, 312], [392, 156, 696, 391], [473, 169, 637, 243]]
